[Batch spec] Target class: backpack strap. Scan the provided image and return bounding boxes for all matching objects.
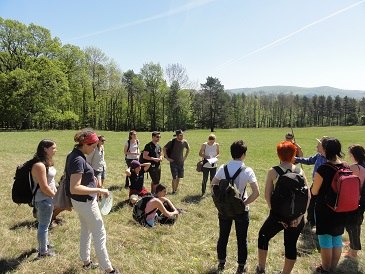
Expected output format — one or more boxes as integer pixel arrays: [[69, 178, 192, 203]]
[[223, 165, 243, 185], [273, 166, 285, 176]]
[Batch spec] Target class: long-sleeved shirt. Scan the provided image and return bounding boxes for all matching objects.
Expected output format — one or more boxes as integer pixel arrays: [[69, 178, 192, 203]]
[[295, 153, 327, 179]]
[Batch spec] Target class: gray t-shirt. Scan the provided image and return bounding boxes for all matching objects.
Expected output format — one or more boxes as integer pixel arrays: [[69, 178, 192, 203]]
[[165, 139, 190, 164]]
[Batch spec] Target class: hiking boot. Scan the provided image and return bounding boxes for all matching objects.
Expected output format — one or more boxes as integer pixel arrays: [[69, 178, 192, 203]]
[[255, 266, 265, 274], [236, 264, 247, 274], [82, 261, 99, 270], [37, 250, 56, 258], [217, 262, 225, 272]]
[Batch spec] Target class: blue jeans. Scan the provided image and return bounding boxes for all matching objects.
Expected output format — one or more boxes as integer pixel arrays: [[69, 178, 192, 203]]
[[35, 198, 53, 254], [217, 211, 249, 265]]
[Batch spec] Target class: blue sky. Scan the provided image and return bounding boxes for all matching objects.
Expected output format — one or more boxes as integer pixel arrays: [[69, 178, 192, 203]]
[[1, 0, 365, 90]]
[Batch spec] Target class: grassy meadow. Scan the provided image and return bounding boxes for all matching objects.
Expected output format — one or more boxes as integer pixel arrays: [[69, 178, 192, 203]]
[[1, 127, 365, 274]]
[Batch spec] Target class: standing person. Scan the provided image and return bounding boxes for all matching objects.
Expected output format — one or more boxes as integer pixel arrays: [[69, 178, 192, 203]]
[[125, 160, 151, 200], [199, 134, 220, 196], [344, 144, 365, 259], [211, 140, 260, 274], [86, 135, 107, 188], [124, 130, 140, 188], [31, 139, 58, 258], [143, 131, 163, 193], [163, 129, 190, 194], [285, 132, 303, 157], [311, 138, 347, 273], [66, 128, 119, 273], [295, 136, 328, 228], [256, 141, 310, 274]]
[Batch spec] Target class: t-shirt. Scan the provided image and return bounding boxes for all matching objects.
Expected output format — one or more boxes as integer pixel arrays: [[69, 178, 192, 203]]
[[143, 142, 161, 167], [125, 140, 140, 160], [213, 160, 257, 209], [129, 169, 146, 192], [66, 148, 96, 202], [164, 139, 190, 164], [202, 142, 218, 168]]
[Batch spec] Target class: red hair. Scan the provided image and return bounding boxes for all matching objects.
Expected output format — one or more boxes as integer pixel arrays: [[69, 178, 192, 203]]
[[277, 141, 297, 162]]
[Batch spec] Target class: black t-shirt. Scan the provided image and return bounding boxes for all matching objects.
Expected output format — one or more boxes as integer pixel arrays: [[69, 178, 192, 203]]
[[143, 142, 161, 167], [129, 169, 146, 191]]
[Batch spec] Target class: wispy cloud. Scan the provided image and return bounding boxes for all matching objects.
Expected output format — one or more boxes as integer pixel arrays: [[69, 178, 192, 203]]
[[66, 0, 216, 42], [216, 0, 365, 71]]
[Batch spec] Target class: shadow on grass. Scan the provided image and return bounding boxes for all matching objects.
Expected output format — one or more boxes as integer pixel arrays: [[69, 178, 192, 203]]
[[297, 222, 319, 257], [9, 220, 38, 230], [110, 199, 130, 213], [0, 248, 37, 273], [181, 194, 204, 204], [336, 257, 362, 274], [202, 268, 219, 274], [108, 184, 122, 191]]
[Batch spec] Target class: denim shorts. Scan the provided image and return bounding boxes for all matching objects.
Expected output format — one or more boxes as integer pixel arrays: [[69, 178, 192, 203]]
[[318, 234, 343, 248]]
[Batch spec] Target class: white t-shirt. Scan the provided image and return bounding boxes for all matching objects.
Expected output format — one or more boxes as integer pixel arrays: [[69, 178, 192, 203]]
[[202, 142, 219, 168], [213, 160, 257, 208]]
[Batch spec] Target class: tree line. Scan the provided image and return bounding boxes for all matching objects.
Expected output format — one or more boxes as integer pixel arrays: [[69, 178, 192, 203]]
[[1, 17, 365, 131]]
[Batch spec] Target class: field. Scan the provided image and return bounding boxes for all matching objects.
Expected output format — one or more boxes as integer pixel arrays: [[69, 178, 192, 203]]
[[1, 127, 364, 274]]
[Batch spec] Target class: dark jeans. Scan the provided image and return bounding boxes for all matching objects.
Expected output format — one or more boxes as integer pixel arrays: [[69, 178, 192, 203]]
[[201, 167, 216, 194], [217, 211, 249, 265], [345, 210, 364, 250]]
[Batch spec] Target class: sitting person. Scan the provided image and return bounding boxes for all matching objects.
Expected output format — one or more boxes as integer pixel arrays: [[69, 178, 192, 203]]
[[126, 160, 151, 202], [145, 184, 179, 227]]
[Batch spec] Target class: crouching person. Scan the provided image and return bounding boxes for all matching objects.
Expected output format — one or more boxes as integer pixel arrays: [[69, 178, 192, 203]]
[[211, 140, 260, 274]]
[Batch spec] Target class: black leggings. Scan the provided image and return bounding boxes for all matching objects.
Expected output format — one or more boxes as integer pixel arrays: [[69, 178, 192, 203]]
[[258, 213, 304, 260]]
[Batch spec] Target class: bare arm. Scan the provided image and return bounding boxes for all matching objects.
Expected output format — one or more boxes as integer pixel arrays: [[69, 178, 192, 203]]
[[142, 162, 151, 171], [243, 182, 260, 206], [152, 199, 179, 217], [311, 172, 323, 195], [198, 144, 205, 158], [215, 143, 220, 158], [264, 168, 276, 208], [70, 173, 109, 197], [125, 168, 131, 177], [31, 163, 56, 197]]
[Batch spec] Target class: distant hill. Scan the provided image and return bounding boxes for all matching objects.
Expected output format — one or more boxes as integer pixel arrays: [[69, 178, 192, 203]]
[[227, 86, 365, 99]]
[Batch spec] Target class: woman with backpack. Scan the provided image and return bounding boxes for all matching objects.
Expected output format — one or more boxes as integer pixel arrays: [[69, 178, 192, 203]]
[[256, 141, 310, 274], [144, 184, 179, 227], [124, 130, 140, 188], [67, 128, 119, 273], [344, 144, 365, 259], [199, 133, 220, 196], [311, 138, 349, 273], [31, 139, 58, 258]]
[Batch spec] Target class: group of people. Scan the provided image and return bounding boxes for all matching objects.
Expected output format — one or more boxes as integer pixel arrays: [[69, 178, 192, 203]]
[[211, 135, 365, 274], [28, 128, 365, 274]]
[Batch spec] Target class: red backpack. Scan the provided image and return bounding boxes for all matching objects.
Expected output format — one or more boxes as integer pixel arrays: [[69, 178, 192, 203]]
[[325, 163, 361, 212]]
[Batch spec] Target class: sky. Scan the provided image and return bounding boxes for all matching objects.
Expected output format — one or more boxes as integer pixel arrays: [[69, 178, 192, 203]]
[[1, 0, 365, 91]]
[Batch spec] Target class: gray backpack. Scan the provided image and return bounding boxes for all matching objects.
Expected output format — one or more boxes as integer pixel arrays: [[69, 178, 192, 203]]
[[212, 165, 246, 217]]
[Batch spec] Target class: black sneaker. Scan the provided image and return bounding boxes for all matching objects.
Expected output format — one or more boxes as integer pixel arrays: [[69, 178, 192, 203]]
[[236, 264, 247, 274], [217, 262, 225, 272], [37, 250, 56, 258]]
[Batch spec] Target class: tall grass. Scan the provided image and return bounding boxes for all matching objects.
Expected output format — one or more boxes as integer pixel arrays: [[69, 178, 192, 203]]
[[0, 127, 364, 273]]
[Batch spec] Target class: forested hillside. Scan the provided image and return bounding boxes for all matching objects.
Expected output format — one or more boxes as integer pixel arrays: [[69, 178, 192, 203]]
[[1, 17, 365, 131]]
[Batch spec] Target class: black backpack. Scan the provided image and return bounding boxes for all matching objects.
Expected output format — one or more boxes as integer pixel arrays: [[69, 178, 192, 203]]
[[132, 195, 155, 226], [270, 166, 309, 222], [12, 159, 39, 205], [165, 139, 176, 158], [212, 165, 246, 217]]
